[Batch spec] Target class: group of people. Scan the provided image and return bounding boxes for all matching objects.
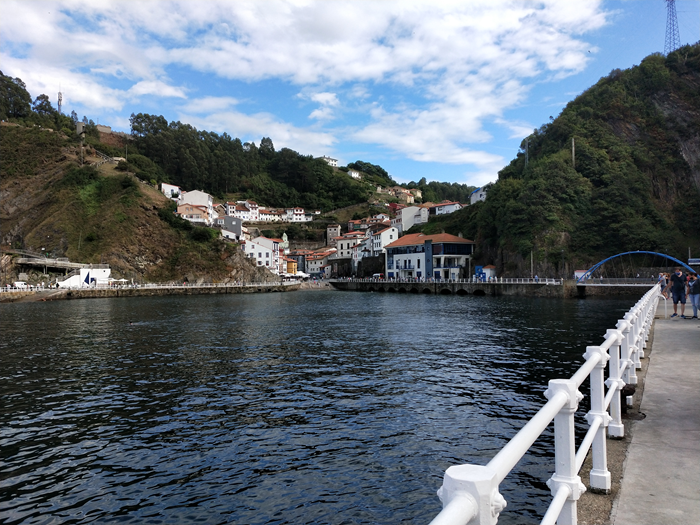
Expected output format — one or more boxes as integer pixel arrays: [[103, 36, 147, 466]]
[[660, 268, 699, 319]]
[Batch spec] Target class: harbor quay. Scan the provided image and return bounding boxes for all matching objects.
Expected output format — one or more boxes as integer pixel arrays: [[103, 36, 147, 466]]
[[329, 278, 656, 298], [0, 281, 300, 303]]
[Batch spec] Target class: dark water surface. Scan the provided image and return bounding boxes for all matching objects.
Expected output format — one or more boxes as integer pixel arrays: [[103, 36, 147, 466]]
[[0, 291, 637, 524]]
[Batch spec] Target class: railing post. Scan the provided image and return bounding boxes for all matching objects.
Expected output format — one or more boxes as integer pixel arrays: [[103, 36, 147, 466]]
[[544, 379, 586, 525], [583, 346, 612, 493], [606, 328, 625, 438], [617, 316, 636, 385], [433, 465, 506, 525], [630, 309, 643, 368]]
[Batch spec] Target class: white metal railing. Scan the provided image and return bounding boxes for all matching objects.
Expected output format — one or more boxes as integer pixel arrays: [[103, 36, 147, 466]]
[[333, 277, 563, 285], [429, 283, 661, 525]]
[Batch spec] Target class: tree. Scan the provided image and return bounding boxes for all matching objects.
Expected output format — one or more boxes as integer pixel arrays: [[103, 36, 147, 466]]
[[259, 137, 275, 159], [0, 71, 32, 119], [33, 94, 55, 116]]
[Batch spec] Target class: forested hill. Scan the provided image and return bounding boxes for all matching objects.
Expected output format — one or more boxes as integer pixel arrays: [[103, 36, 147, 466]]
[[128, 114, 387, 211], [418, 44, 700, 274]]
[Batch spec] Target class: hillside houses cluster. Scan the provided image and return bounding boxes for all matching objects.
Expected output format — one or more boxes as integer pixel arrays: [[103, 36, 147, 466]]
[[160, 182, 486, 280], [162, 184, 320, 229]]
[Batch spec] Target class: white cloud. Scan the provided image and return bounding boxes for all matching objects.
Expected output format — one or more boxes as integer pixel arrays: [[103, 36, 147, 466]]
[[0, 0, 611, 178], [306, 91, 340, 120], [179, 110, 337, 155], [495, 118, 535, 140], [310, 92, 339, 107], [180, 96, 239, 114], [128, 80, 186, 99]]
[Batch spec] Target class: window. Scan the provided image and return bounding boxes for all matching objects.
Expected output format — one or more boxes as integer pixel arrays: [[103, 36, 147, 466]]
[[258, 252, 262, 258], [417, 259, 421, 269], [266, 253, 270, 258]]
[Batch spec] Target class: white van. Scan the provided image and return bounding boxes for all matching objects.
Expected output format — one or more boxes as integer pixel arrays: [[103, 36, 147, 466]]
[[13, 281, 27, 289]]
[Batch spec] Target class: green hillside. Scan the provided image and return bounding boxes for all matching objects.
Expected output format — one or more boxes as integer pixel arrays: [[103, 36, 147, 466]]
[[0, 124, 276, 284], [415, 45, 700, 275]]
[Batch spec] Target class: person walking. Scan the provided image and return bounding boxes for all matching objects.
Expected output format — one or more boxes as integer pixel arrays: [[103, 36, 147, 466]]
[[687, 272, 699, 319], [665, 267, 687, 318]]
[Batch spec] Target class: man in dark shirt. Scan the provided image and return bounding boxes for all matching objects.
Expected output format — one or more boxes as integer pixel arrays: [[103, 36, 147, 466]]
[[666, 267, 687, 318]]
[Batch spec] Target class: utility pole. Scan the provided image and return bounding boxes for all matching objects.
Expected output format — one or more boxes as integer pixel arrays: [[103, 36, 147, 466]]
[[571, 137, 575, 170], [665, 0, 681, 55], [525, 137, 529, 168]]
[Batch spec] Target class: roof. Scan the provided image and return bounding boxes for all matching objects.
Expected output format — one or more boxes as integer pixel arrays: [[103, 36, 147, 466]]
[[384, 232, 475, 249], [483, 265, 496, 269]]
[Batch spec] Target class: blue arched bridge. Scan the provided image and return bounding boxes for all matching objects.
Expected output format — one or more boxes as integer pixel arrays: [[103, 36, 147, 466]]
[[576, 251, 695, 284]]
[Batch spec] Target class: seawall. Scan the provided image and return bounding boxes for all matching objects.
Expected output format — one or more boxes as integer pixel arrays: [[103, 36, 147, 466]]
[[0, 283, 300, 303], [329, 280, 655, 298]]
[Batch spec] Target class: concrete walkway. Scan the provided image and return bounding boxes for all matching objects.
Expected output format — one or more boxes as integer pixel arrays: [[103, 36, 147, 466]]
[[611, 308, 700, 524]]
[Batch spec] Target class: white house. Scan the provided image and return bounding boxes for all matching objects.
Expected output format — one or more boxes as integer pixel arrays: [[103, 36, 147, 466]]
[[333, 231, 368, 259], [161, 183, 181, 200], [259, 209, 281, 222], [370, 226, 399, 256], [242, 236, 281, 274], [306, 249, 335, 275], [470, 187, 488, 204], [395, 205, 430, 234], [178, 190, 214, 225], [226, 200, 260, 222], [430, 201, 462, 215], [348, 169, 361, 180], [320, 155, 338, 167], [482, 265, 497, 280], [284, 207, 310, 223]]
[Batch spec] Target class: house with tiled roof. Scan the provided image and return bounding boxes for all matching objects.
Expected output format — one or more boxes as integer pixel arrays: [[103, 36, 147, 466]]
[[429, 201, 462, 216], [178, 190, 214, 225], [175, 203, 210, 225], [384, 232, 475, 281], [241, 236, 282, 274], [334, 231, 369, 259], [306, 249, 336, 276], [287, 249, 313, 273]]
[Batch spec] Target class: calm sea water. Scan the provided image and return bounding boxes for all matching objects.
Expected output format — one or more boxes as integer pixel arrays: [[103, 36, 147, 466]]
[[0, 291, 637, 525]]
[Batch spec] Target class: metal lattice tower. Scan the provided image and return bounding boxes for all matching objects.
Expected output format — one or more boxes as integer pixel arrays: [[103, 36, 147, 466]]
[[664, 0, 681, 55], [57, 91, 63, 115]]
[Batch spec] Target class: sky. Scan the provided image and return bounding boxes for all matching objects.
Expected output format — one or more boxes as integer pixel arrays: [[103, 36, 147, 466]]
[[2, 1, 699, 188]]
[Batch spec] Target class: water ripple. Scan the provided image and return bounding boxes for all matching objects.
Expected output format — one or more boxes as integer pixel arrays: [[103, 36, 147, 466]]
[[0, 293, 636, 524]]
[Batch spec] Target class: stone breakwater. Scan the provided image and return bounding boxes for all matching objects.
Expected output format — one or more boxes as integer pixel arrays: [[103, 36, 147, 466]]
[[329, 280, 655, 298], [0, 283, 300, 303]]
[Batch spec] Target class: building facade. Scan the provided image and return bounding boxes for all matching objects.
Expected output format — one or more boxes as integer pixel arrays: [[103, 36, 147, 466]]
[[385, 233, 475, 281]]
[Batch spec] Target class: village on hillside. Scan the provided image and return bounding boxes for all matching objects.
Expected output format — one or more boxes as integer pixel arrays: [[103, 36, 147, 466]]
[[164, 175, 489, 282]]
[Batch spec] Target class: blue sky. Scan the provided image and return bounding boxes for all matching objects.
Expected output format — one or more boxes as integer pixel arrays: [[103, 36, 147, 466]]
[[2, 1, 699, 187]]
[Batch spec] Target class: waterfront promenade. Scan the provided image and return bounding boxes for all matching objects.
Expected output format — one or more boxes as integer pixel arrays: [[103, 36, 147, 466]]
[[611, 307, 700, 524]]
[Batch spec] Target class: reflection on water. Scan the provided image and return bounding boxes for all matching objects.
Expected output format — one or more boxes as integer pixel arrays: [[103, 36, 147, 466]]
[[0, 292, 636, 524]]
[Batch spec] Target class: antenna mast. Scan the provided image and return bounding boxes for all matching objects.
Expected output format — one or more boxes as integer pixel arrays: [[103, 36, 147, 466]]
[[664, 0, 681, 55]]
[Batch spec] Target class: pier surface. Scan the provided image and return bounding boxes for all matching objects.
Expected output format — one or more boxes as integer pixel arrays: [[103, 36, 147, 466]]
[[612, 307, 700, 524]]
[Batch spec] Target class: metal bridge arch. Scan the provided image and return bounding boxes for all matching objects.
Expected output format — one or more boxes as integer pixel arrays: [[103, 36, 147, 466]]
[[577, 251, 694, 283]]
